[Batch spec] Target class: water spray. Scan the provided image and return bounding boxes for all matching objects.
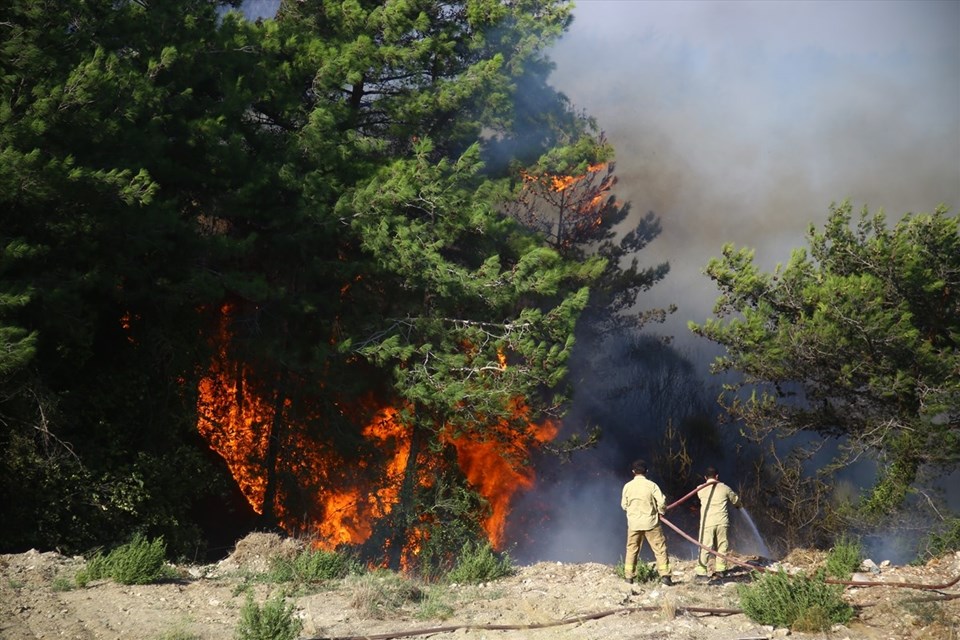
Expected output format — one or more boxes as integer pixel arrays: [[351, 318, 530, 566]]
[[736, 507, 772, 559], [660, 489, 960, 590]]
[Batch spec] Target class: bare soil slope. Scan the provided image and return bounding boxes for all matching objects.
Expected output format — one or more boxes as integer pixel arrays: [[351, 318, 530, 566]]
[[2, 533, 957, 640]]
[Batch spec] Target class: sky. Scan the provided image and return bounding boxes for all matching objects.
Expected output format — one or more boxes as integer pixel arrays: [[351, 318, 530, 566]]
[[546, 0, 960, 347]]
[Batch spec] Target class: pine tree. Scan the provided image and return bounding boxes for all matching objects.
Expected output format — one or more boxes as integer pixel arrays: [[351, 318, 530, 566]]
[[690, 202, 960, 517]]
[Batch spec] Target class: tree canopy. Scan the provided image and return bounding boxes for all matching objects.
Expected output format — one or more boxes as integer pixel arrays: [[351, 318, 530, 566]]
[[0, 0, 670, 565], [690, 202, 960, 517]]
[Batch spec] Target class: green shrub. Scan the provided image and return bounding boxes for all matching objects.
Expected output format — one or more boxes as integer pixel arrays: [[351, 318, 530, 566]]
[[917, 517, 960, 562], [267, 547, 360, 584], [444, 542, 514, 584], [614, 558, 658, 583], [825, 534, 863, 579], [234, 594, 303, 640], [76, 534, 169, 586], [348, 570, 424, 619], [51, 575, 76, 592], [737, 569, 853, 631], [791, 604, 838, 633], [414, 584, 455, 620]]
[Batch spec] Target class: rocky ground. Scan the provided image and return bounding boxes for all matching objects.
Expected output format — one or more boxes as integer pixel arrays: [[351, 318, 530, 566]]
[[2, 533, 958, 640]]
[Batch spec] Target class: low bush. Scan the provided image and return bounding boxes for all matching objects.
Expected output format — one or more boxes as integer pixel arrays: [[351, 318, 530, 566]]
[[76, 534, 169, 586], [348, 570, 424, 619], [825, 534, 863, 579], [414, 585, 455, 620], [267, 547, 360, 584], [614, 558, 658, 583], [737, 569, 853, 632], [51, 575, 76, 592], [916, 517, 960, 563], [445, 542, 514, 584], [234, 594, 303, 640]]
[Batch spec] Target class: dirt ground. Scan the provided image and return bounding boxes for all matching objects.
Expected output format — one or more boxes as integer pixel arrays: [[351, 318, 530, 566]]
[[2, 533, 958, 640]]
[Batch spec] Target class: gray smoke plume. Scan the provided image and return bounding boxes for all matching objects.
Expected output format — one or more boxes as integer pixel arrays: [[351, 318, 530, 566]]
[[546, 0, 960, 342], [507, 0, 959, 564]]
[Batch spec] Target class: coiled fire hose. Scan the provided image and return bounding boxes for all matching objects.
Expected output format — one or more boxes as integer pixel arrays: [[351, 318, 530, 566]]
[[660, 481, 960, 590]]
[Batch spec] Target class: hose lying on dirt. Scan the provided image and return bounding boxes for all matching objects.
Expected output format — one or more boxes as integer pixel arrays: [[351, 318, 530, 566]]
[[304, 604, 743, 640], [304, 591, 960, 640]]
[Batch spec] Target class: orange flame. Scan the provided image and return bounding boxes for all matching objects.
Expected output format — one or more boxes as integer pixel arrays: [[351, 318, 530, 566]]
[[448, 397, 557, 548], [196, 305, 556, 564], [513, 162, 619, 250]]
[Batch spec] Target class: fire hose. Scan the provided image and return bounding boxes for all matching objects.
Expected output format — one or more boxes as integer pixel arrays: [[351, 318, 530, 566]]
[[306, 604, 744, 640], [661, 481, 960, 590]]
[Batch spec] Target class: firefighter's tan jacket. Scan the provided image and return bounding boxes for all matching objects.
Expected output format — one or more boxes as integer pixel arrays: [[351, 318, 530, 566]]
[[621, 474, 666, 531], [697, 480, 740, 528]]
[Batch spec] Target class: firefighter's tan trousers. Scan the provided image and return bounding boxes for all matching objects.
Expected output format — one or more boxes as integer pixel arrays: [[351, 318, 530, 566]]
[[696, 524, 730, 575], [624, 524, 671, 578]]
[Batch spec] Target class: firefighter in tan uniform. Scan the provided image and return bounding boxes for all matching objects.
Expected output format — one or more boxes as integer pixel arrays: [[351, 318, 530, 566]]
[[695, 466, 741, 580], [621, 459, 672, 585]]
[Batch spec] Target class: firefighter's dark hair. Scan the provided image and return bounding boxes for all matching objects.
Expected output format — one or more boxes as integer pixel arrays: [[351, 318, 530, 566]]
[[631, 459, 648, 475]]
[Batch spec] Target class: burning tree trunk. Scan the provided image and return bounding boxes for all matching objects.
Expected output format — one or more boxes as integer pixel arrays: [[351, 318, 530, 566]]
[[384, 413, 428, 570], [259, 373, 288, 530]]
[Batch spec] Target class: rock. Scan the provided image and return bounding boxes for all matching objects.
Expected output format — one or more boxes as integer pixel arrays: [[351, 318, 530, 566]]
[[187, 566, 207, 579], [860, 558, 880, 574]]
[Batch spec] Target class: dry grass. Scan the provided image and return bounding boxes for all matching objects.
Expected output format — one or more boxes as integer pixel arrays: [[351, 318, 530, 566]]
[[782, 548, 827, 571], [346, 571, 424, 619], [660, 595, 677, 621]]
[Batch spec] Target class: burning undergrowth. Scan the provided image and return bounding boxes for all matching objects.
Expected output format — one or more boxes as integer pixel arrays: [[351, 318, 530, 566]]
[[196, 304, 557, 573]]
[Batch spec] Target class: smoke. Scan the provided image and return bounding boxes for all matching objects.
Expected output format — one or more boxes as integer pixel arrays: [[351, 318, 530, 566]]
[[504, 3, 960, 564], [238, 0, 278, 20], [546, 0, 960, 341], [505, 331, 735, 565]]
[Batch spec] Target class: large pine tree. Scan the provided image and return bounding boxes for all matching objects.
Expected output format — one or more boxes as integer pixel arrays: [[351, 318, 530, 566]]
[[690, 203, 959, 519], [0, 0, 668, 564]]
